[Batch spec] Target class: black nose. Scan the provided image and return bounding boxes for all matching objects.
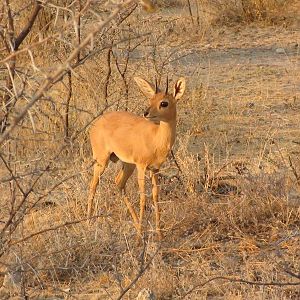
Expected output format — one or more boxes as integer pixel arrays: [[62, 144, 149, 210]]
[[143, 110, 149, 117]]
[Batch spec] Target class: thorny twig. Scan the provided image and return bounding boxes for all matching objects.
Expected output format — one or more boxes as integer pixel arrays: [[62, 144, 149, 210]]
[[181, 275, 300, 299], [288, 155, 300, 183], [0, 0, 135, 146], [116, 243, 160, 300], [0, 100, 116, 256], [8, 213, 108, 247]]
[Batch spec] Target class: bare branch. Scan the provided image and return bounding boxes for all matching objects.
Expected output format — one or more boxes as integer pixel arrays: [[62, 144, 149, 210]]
[[116, 246, 160, 300], [14, 1, 42, 50], [9, 214, 108, 247], [0, 0, 134, 146], [0, 152, 25, 196], [181, 276, 300, 299]]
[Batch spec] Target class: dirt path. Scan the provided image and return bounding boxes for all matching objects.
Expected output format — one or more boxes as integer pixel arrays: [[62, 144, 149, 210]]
[[171, 23, 300, 173], [133, 5, 300, 174]]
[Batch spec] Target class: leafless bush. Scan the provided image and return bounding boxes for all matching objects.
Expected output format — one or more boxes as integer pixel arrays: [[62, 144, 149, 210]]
[[190, 0, 296, 25]]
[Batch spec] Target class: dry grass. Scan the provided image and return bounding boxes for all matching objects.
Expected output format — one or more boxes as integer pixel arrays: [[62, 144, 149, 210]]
[[1, 1, 300, 299], [2, 161, 299, 298], [199, 0, 298, 25]]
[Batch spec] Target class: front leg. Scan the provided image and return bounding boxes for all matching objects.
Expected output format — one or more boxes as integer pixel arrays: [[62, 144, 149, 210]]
[[151, 169, 162, 240], [137, 165, 146, 236]]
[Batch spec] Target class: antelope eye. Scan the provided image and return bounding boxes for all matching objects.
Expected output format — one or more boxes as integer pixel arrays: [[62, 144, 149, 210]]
[[160, 101, 168, 108]]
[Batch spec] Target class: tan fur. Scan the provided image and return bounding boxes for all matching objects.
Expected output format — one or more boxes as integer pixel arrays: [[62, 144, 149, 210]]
[[88, 77, 186, 239]]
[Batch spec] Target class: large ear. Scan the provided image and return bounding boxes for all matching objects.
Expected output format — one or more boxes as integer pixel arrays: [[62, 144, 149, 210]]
[[173, 77, 186, 101], [134, 77, 156, 99]]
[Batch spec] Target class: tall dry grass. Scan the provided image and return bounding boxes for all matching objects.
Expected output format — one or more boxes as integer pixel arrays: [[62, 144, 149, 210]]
[[185, 0, 298, 25]]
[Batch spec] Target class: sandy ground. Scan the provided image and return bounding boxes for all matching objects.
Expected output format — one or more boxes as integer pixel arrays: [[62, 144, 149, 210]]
[[126, 4, 300, 173], [182, 24, 300, 170]]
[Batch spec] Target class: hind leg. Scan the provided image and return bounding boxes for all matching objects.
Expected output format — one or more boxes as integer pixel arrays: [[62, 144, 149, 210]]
[[115, 162, 135, 192], [87, 157, 109, 219], [115, 163, 140, 232]]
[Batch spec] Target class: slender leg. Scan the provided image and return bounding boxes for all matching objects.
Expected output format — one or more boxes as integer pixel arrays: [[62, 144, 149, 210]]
[[151, 170, 162, 240], [115, 162, 140, 232], [115, 162, 135, 192], [122, 195, 140, 233], [137, 165, 146, 236], [87, 160, 108, 219]]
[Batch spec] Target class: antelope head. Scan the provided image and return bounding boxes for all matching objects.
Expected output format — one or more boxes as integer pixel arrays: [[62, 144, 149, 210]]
[[134, 76, 186, 123]]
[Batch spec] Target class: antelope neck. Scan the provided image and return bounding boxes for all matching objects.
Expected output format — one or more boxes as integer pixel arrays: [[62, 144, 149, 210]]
[[156, 118, 177, 150]]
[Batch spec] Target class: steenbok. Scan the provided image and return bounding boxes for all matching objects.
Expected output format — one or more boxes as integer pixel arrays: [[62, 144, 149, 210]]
[[88, 76, 186, 239]]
